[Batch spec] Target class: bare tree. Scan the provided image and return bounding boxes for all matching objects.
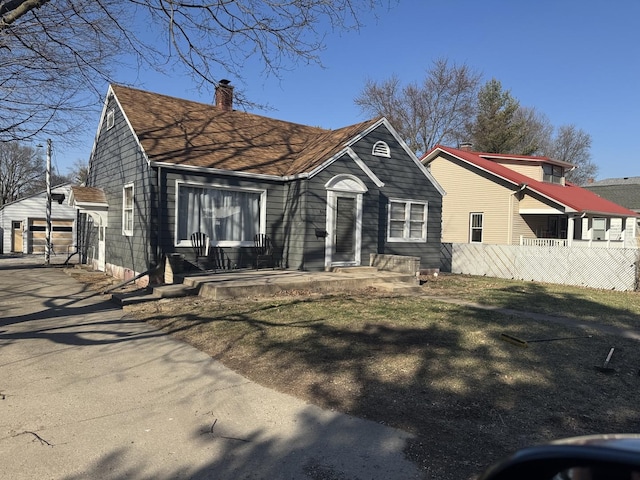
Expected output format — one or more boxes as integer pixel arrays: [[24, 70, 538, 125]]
[[0, 142, 45, 206], [1, 0, 387, 142], [547, 125, 597, 185], [355, 58, 481, 155], [511, 106, 553, 156], [67, 158, 88, 185]]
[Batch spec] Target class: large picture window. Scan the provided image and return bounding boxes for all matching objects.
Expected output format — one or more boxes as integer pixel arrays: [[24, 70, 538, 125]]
[[387, 199, 427, 242], [177, 183, 264, 246]]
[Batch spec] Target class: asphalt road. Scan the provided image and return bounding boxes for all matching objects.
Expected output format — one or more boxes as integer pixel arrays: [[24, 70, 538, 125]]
[[0, 256, 422, 479]]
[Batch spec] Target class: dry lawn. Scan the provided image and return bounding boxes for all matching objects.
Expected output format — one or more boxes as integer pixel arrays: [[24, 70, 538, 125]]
[[65, 268, 640, 480]]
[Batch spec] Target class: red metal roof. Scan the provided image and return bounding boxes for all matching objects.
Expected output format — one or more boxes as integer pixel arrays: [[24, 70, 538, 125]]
[[424, 146, 638, 217]]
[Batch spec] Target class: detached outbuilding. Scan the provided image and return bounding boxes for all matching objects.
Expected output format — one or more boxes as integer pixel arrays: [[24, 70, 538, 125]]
[[72, 83, 444, 281], [0, 184, 76, 255]]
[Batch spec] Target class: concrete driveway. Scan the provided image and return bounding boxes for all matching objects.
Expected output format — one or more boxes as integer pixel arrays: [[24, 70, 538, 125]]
[[0, 257, 422, 479]]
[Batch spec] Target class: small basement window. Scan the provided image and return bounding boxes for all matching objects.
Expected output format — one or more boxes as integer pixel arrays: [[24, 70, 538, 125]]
[[372, 141, 390, 158]]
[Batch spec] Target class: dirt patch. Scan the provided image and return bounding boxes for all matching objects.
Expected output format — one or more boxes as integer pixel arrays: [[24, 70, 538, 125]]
[[64, 267, 640, 480]]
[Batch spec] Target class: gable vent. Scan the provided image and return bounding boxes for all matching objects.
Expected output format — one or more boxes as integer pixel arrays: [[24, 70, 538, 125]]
[[372, 141, 390, 158]]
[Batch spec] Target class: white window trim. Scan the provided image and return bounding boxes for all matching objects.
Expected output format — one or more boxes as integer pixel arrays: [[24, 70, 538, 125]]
[[106, 109, 115, 130], [470, 212, 483, 243], [372, 141, 391, 158], [387, 198, 428, 243], [174, 180, 267, 248], [122, 183, 134, 236]]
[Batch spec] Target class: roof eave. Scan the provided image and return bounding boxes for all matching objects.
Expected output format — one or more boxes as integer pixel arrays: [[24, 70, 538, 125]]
[[149, 160, 308, 182], [580, 209, 640, 218]]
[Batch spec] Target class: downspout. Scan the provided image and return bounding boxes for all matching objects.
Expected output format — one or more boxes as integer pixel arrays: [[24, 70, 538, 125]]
[[302, 177, 309, 270], [509, 183, 527, 245], [156, 165, 162, 271]]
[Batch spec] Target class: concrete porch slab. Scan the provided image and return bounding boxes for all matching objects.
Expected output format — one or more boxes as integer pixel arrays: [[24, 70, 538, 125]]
[[181, 268, 417, 301], [112, 268, 418, 306]]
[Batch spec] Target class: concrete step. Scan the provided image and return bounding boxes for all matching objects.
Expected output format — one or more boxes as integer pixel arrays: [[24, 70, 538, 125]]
[[152, 283, 199, 298], [372, 282, 423, 295], [110, 290, 159, 306], [330, 266, 379, 274], [111, 283, 199, 306]]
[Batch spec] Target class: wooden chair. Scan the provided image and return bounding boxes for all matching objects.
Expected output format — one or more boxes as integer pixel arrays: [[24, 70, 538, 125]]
[[190, 232, 209, 270], [254, 234, 275, 269]]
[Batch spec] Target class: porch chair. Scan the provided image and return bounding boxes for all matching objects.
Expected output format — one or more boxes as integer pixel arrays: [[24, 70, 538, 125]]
[[190, 232, 210, 270], [254, 233, 275, 269]]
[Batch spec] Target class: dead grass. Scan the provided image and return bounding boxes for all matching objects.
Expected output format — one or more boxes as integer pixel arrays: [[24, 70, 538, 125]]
[[65, 268, 640, 480]]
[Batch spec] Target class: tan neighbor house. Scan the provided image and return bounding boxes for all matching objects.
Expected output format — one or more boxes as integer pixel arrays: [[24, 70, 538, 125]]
[[421, 145, 638, 248]]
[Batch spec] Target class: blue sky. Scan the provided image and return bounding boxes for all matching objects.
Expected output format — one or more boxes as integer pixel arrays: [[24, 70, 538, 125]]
[[55, 0, 639, 181]]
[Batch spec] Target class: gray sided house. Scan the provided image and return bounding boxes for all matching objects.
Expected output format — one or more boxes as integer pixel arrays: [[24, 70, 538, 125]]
[[0, 184, 76, 255], [73, 83, 444, 281], [585, 177, 640, 215]]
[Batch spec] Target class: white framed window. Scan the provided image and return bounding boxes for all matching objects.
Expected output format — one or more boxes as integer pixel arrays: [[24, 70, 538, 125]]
[[592, 217, 606, 241], [106, 109, 115, 130], [372, 141, 391, 158], [387, 199, 427, 242], [122, 184, 134, 236], [175, 182, 266, 247], [470, 212, 483, 243]]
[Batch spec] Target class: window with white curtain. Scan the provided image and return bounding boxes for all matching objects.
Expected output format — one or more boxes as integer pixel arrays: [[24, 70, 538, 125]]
[[176, 183, 264, 246]]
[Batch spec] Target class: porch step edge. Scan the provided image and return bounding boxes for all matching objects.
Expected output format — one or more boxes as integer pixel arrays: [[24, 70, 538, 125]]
[[152, 283, 200, 298], [372, 282, 423, 295], [330, 266, 379, 274], [111, 284, 199, 306]]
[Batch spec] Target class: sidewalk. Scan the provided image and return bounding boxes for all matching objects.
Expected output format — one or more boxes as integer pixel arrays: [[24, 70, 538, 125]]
[[0, 258, 422, 479]]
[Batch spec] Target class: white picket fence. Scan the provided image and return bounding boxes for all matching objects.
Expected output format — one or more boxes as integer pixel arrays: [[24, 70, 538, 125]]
[[440, 243, 640, 291]]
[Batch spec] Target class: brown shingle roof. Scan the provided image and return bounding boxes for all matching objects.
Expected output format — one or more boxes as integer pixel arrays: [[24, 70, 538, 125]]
[[70, 186, 107, 205], [111, 85, 379, 177]]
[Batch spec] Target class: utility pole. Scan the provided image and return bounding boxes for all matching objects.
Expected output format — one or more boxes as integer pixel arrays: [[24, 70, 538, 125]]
[[45, 139, 52, 265]]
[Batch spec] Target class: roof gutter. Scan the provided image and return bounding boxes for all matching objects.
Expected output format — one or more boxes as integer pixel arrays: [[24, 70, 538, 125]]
[[149, 161, 310, 182], [580, 210, 640, 218]]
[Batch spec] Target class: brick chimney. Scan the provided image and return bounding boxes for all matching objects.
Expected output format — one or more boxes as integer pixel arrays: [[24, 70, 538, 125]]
[[215, 79, 233, 111], [459, 142, 473, 152]]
